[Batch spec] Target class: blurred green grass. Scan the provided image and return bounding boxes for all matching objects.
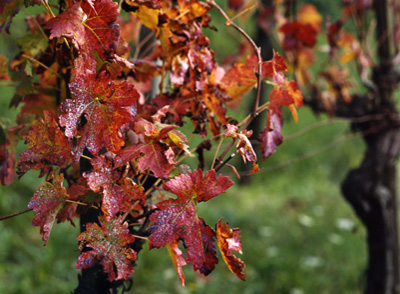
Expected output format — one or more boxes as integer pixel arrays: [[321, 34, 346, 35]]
[[0, 101, 368, 293]]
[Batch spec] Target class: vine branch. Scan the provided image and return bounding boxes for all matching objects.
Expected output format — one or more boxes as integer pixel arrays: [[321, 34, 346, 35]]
[[206, 0, 263, 126], [0, 208, 32, 221]]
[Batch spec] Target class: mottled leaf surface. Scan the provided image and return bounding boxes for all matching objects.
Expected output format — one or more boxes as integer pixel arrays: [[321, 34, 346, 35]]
[[115, 143, 175, 178], [28, 174, 68, 246], [76, 216, 136, 281], [17, 110, 71, 177], [46, 0, 120, 60], [148, 170, 233, 275], [59, 71, 139, 162], [84, 156, 146, 220]]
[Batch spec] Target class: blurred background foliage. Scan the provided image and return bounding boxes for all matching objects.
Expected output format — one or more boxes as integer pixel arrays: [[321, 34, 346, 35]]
[[0, 0, 381, 293]]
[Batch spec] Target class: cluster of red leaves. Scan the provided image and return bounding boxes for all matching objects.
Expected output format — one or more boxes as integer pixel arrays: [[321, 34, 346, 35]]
[[149, 169, 234, 285], [266, 2, 374, 115], [0, 0, 303, 286]]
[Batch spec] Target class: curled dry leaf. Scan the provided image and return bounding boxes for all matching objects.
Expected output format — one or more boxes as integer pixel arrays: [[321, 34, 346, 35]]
[[167, 241, 187, 287], [216, 218, 246, 281]]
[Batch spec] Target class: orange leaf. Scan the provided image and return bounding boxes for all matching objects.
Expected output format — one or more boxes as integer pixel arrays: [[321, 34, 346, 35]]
[[221, 55, 258, 103], [203, 90, 229, 125], [132, 5, 160, 31], [298, 4, 322, 32], [216, 218, 246, 281], [0, 54, 10, 80], [167, 241, 187, 287]]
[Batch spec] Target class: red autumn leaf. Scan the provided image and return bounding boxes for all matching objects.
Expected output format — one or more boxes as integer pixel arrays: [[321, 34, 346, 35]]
[[46, 0, 120, 60], [84, 156, 146, 220], [167, 241, 187, 287], [216, 218, 246, 281], [188, 46, 215, 76], [269, 80, 303, 122], [56, 184, 90, 225], [76, 216, 136, 281], [262, 52, 288, 79], [0, 139, 15, 185], [17, 110, 71, 177], [279, 21, 318, 50], [260, 77, 303, 160], [114, 142, 175, 178], [163, 169, 233, 202], [114, 117, 187, 177], [222, 53, 288, 104], [131, 59, 159, 83], [228, 0, 246, 11], [260, 111, 283, 160], [17, 94, 56, 123], [148, 170, 233, 275], [221, 55, 258, 103], [134, 117, 177, 140], [153, 94, 190, 125], [28, 173, 69, 246], [0, 124, 16, 185], [59, 71, 139, 162]]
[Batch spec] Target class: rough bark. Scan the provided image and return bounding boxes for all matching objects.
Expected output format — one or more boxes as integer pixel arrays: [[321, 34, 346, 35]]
[[301, 0, 400, 292], [341, 1, 400, 293], [342, 123, 400, 294]]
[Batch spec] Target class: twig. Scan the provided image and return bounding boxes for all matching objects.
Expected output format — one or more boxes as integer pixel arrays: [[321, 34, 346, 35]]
[[206, 0, 262, 127], [211, 137, 224, 169], [215, 139, 236, 169], [0, 208, 32, 221], [284, 113, 389, 141], [242, 122, 388, 176], [145, 178, 162, 196], [230, 4, 256, 22], [122, 200, 140, 221], [0, 82, 18, 87], [134, 30, 155, 60], [215, 153, 236, 172], [131, 234, 148, 240], [22, 54, 62, 79], [65, 199, 88, 206], [238, 101, 269, 128], [41, 0, 56, 18], [80, 154, 92, 161]]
